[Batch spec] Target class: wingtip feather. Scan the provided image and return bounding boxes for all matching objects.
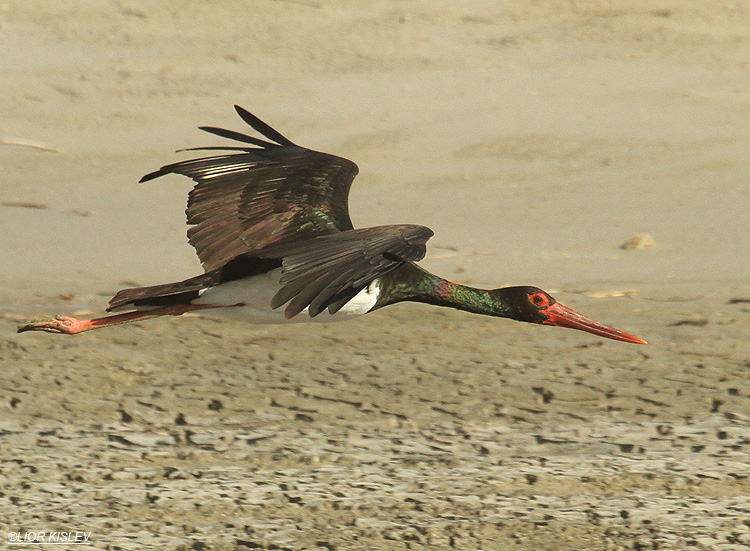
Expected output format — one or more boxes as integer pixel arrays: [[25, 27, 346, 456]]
[[139, 170, 163, 183], [233, 105, 296, 147], [198, 125, 276, 148]]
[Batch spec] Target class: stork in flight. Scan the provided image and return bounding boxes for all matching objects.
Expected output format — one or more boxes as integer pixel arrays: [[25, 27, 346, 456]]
[[19, 106, 645, 345]]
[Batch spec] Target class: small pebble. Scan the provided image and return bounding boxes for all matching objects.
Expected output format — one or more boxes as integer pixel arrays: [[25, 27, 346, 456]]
[[620, 233, 654, 250]]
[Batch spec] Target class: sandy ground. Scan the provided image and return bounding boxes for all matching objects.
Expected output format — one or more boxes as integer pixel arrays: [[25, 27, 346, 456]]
[[2, 1, 750, 549]]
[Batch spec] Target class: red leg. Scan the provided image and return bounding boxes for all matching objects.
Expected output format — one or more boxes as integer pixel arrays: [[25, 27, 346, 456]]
[[17, 303, 220, 335]]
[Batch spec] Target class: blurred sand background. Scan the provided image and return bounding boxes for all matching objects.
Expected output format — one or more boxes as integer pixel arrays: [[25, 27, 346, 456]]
[[2, 1, 750, 549]]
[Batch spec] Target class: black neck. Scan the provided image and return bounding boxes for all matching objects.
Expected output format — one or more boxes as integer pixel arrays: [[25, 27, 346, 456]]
[[374, 262, 514, 318]]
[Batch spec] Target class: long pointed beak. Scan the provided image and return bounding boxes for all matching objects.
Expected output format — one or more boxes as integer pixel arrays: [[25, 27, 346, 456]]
[[543, 302, 647, 344]]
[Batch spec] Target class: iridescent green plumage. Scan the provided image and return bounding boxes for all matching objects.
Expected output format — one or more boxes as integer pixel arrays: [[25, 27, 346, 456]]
[[375, 262, 534, 321]]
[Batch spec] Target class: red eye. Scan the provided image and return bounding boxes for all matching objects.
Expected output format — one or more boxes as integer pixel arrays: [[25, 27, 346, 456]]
[[529, 293, 550, 308]]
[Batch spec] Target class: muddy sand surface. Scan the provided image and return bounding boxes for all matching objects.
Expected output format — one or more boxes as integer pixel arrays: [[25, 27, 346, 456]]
[[3, 301, 750, 550], [3, 1, 750, 550]]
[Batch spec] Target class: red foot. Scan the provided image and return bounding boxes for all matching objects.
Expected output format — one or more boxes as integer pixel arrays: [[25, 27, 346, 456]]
[[17, 316, 91, 335]]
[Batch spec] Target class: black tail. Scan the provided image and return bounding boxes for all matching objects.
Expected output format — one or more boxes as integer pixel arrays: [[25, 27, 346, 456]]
[[107, 273, 215, 311], [107, 256, 283, 311]]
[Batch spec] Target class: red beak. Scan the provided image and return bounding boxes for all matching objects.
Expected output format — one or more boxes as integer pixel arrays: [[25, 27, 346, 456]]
[[543, 302, 646, 344]]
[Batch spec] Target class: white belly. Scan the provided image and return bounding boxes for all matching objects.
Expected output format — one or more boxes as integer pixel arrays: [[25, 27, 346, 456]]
[[193, 268, 380, 324]]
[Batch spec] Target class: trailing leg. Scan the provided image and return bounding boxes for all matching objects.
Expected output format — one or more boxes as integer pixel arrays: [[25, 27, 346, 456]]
[[17, 303, 221, 335]]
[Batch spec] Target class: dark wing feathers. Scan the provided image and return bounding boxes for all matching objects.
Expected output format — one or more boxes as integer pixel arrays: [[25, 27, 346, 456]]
[[140, 106, 434, 319], [263, 224, 433, 318], [140, 106, 359, 272], [198, 126, 277, 148], [233, 105, 296, 147]]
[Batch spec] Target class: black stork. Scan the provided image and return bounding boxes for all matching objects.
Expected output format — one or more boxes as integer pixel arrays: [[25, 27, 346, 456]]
[[18, 106, 645, 344]]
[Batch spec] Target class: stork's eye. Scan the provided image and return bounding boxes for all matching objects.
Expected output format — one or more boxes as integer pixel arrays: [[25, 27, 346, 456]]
[[529, 292, 550, 308]]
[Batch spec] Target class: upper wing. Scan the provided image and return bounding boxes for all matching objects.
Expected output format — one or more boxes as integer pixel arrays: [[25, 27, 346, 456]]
[[140, 105, 359, 272], [260, 224, 434, 319]]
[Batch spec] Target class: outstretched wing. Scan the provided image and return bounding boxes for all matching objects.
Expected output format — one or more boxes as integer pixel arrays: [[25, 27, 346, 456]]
[[261, 224, 434, 319], [140, 105, 359, 272]]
